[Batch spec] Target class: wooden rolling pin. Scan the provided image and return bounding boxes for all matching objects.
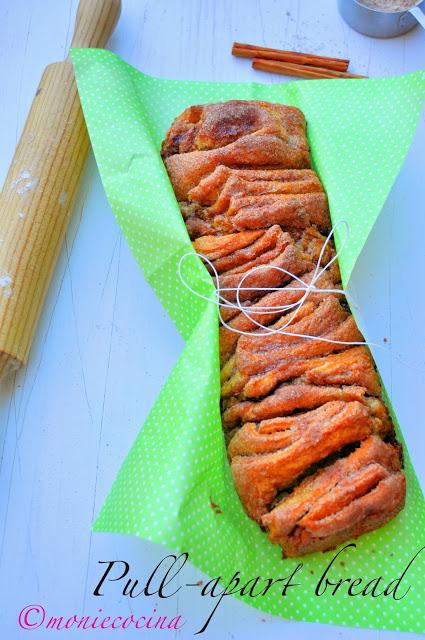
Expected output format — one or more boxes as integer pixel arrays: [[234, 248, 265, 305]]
[[0, 0, 121, 380]]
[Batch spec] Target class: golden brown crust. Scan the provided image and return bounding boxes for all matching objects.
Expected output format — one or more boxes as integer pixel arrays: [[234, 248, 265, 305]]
[[229, 404, 392, 521], [261, 437, 405, 556], [222, 301, 367, 399], [165, 134, 311, 201], [221, 383, 371, 428], [216, 242, 313, 305], [181, 167, 330, 238], [188, 168, 322, 211], [204, 226, 284, 274], [162, 100, 406, 557], [161, 101, 309, 158], [219, 268, 337, 363], [193, 230, 264, 261], [224, 192, 330, 232]]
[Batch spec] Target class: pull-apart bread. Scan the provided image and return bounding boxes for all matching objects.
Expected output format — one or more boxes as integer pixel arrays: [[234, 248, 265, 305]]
[[162, 100, 406, 557]]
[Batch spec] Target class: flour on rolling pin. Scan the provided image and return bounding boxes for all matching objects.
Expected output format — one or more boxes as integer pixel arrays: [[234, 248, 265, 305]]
[[0, 0, 121, 381], [10, 169, 39, 195], [0, 274, 13, 299]]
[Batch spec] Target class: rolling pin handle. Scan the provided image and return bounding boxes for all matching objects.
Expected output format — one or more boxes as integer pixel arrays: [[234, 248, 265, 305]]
[[71, 0, 121, 50]]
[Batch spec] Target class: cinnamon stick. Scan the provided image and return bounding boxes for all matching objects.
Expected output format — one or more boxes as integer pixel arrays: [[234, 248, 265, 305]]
[[252, 58, 366, 80], [232, 42, 350, 72]]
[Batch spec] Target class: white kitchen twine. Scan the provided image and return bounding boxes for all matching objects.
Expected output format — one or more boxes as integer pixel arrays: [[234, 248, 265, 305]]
[[178, 221, 378, 346]]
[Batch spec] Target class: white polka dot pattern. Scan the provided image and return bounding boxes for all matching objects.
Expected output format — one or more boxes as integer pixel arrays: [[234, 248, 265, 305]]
[[71, 49, 425, 633]]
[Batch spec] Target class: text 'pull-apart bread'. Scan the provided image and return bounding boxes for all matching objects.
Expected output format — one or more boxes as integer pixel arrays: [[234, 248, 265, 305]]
[[162, 100, 406, 557]]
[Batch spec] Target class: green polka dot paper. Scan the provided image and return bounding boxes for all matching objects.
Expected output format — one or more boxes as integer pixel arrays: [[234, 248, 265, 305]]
[[71, 49, 425, 633]]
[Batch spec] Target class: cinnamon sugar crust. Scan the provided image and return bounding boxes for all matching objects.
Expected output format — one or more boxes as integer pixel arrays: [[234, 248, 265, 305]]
[[162, 100, 406, 557]]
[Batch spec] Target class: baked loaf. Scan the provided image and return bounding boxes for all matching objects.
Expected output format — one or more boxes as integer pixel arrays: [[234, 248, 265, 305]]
[[162, 100, 406, 557]]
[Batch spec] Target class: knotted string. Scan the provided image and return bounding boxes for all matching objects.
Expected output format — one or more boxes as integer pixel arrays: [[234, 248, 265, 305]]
[[178, 221, 378, 347]]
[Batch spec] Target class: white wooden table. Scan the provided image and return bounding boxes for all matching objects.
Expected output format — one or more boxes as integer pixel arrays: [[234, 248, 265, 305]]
[[0, 1, 424, 638]]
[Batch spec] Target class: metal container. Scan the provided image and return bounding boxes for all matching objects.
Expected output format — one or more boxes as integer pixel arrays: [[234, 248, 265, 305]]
[[338, 0, 425, 38]]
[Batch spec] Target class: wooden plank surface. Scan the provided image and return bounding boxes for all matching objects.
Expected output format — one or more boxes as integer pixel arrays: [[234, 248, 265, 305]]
[[0, 1, 424, 638]]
